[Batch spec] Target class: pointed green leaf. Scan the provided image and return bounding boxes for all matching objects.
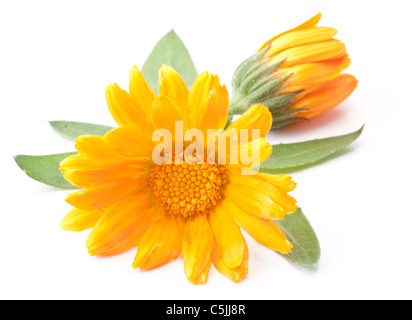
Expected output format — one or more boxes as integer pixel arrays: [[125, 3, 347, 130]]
[[14, 152, 79, 189], [260, 126, 364, 173], [141, 30, 198, 94], [275, 208, 321, 267], [49, 121, 114, 142]]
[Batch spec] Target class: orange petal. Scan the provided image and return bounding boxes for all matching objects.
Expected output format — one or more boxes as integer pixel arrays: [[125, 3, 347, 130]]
[[86, 193, 156, 256], [61, 207, 101, 231], [212, 239, 248, 283], [266, 27, 337, 58], [259, 13, 322, 52], [226, 104, 272, 141], [221, 199, 293, 254], [282, 54, 351, 92], [182, 214, 214, 285], [188, 72, 229, 134], [273, 39, 347, 68], [62, 163, 149, 189], [208, 205, 245, 268], [129, 65, 157, 120], [105, 82, 154, 132], [132, 210, 184, 270], [65, 178, 148, 211], [293, 74, 358, 118]]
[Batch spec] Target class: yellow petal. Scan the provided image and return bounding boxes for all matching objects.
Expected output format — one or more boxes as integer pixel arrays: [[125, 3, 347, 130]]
[[129, 65, 157, 120], [221, 199, 293, 254], [158, 64, 189, 109], [103, 127, 154, 159], [259, 13, 322, 51], [227, 171, 297, 219], [132, 210, 184, 270], [212, 239, 248, 283], [273, 39, 346, 68], [182, 214, 214, 285], [60, 154, 99, 172], [218, 136, 272, 169], [292, 73, 358, 118], [65, 178, 148, 211], [208, 205, 245, 268], [251, 172, 297, 193], [225, 182, 296, 220], [61, 207, 101, 231], [188, 72, 229, 134], [226, 104, 272, 141], [86, 193, 156, 256], [151, 95, 188, 137], [266, 27, 337, 58], [105, 82, 154, 132], [75, 135, 134, 165]]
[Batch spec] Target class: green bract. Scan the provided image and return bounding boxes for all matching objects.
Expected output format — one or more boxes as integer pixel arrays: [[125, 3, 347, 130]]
[[229, 45, 306, 128]]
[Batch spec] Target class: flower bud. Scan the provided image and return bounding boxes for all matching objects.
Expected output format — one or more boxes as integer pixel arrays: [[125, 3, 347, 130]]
[[229, 13, 358, 128]]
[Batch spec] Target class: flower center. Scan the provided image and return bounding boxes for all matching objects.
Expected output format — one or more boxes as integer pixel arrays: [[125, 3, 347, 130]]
[[150, 158, 227, 217]]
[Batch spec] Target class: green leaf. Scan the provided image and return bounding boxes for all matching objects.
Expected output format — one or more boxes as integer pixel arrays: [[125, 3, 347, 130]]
[[141, 30, 198, 94], [49, 121, 114, 142], [275, 208, 321, 267], [14, 152, 79, 189], [260, 126, 364, 173]]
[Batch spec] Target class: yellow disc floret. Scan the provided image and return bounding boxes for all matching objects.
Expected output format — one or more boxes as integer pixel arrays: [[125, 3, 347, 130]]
[[150, 158, 227, 218]]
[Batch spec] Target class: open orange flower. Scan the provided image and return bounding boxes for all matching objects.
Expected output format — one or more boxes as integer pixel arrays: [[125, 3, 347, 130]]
[[60, 65, 297, 284], [230, 13, 358, 127]]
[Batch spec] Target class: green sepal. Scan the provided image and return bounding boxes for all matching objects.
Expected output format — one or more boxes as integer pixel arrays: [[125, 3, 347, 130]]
[[247, 73, 274, 94], [271, 117, 308, 129], [232, 45, 271, 89], [263, 91, 302, 111], [239, 60, 267, 86], [239, 60, 284, 94], [271, 108, 308, 123], [247, 75, 290, 104], [14, 152, 79, 189]]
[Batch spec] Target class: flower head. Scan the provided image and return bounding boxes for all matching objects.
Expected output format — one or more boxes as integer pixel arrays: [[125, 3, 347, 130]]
[[60, 65, 297, 284], [229, 13, 358, 127]]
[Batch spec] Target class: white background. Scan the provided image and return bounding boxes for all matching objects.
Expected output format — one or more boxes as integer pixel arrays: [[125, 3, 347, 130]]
[[1, 0, 411, 300]]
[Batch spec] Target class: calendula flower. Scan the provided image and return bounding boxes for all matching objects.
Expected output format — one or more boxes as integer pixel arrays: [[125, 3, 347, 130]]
[[60, 65, 297, 284], [229, 13, 358, 128]]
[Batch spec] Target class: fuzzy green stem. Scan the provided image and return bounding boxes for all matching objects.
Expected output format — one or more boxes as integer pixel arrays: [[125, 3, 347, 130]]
[[228, 93, 248, 115]]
